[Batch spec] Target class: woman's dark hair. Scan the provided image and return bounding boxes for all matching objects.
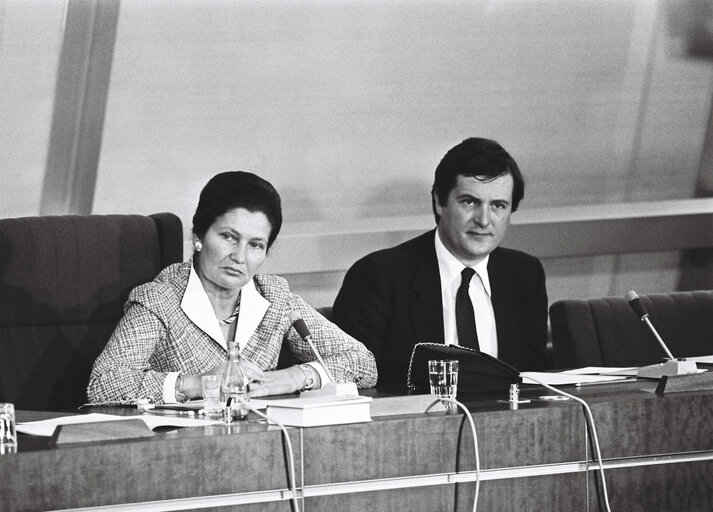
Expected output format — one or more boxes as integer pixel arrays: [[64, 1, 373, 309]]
[[192, 171, 282, 249], [431, 137, 525, 223]]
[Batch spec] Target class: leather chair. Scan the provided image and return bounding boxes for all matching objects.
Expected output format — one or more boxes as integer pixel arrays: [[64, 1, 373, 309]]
[[550, 290, 713, 369], [0, 213, 183, 410]]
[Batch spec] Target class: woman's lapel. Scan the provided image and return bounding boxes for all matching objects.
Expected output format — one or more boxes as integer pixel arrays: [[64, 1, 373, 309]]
[[234, 278, 270, 350], [181, 268, 270, 352], [181, 266, 227, 350]]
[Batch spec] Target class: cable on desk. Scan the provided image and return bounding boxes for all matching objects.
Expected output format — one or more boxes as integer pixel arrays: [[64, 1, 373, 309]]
[[524, 376, 612, 512], [425, 398, 481, 512], [247, 405, 301, 512]]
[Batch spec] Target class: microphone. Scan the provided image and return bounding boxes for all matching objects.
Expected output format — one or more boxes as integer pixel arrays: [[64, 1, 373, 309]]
[[290, 315, 312, 343], [289, 311, 358, 397], [625, 290, 674, 360], [625, 290, 649, 321], [625, 290, 696, 379], [289, 311, 335, 383]]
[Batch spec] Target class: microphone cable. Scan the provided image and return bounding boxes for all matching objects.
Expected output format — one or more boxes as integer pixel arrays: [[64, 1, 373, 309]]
[[523, 375, 612, 512], [246, 404, 301, 512], [425, 398, 481, 512]]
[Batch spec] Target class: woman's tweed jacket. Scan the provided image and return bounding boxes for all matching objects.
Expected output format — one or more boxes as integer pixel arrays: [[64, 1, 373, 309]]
[[87, 262, 377, 404]]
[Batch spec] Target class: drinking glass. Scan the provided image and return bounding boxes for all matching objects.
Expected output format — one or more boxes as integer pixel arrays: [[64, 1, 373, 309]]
[[0, 403, 17, 453], [201, 375, 223, 419], [428, 360, 459, 413]]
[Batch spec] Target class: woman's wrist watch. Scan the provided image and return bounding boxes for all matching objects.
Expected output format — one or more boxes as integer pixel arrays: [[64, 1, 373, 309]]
[[298, 364, 317, 391]]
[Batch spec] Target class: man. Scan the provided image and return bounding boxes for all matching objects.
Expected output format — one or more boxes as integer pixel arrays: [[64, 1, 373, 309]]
[[332, 137, 548, 392]]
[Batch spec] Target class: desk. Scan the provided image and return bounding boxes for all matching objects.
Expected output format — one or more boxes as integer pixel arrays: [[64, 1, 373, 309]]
[[2, 381, 712, 512]]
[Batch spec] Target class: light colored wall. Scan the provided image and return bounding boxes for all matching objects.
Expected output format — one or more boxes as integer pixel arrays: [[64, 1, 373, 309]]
[[274, 251, 685, 313], [1, 0, 712, 307], [0, 0, 65, 218]]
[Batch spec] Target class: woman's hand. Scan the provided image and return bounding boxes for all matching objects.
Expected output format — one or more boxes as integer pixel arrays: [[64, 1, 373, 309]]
[[239, 359, 266, 383], [181, 360, 266, 399], [247, 365, 305, 397]]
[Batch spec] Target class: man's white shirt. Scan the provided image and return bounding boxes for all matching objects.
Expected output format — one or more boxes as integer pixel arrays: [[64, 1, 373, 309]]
[[435, 230, 498, 357]]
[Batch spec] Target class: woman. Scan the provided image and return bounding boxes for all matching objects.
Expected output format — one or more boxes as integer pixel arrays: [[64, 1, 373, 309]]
[[87, 171, 377, 404]]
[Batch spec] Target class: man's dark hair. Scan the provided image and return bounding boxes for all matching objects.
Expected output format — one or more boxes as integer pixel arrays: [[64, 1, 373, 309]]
[[431, 137, 525, 223], [192, 171, 283, 250]]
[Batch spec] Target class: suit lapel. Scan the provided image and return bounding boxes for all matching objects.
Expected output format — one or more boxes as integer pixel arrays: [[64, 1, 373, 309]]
[[234, 279, 270, 351], [488, 249, 515, 363], [408, 232, 444, 344], [181, 267, 270, 353], [181, 266, 227, 350]]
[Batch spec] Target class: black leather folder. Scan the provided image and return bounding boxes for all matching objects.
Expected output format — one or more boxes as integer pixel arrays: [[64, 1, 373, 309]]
[[407, 342, 521, 396]]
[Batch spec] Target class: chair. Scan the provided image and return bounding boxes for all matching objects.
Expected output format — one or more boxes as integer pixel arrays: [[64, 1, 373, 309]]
[[550, 290, 713, 369], [317, 306, 333, 321], [0, 213, 183, 410]]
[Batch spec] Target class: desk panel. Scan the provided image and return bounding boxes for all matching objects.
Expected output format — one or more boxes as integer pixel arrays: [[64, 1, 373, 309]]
[[307, 473, 586, 512], [301, 403, 585, 486], [1, 422, 301, 511], [572, 387, 713, 458], [2, 382, 712, 511], [590, 460, 713, 512]]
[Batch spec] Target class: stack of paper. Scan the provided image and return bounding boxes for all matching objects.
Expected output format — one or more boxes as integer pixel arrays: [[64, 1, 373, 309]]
[[521, 367, 635, 386]]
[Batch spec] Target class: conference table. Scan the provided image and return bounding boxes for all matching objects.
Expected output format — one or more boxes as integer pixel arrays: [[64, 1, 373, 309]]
[[2, 379, 712, 512]]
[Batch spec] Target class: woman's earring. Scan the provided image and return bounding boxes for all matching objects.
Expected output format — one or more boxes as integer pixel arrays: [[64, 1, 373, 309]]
[[193, 241, 203, 252]]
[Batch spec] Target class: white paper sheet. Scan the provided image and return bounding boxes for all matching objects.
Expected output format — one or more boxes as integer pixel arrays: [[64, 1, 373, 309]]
[[559, 366, 638, 376], [686, 355, 713, 364], [521, 371, 630, 386], [17, 412, 220, 437]]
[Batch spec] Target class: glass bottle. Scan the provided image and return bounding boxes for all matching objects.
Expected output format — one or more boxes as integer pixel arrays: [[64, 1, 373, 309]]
[[221, 340, 250, 422]]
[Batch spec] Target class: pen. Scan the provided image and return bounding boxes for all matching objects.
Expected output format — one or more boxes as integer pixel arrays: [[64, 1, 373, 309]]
[[143, 409, 196, 417]]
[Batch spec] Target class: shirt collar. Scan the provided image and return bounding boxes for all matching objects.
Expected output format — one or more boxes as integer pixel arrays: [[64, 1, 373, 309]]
[[434, 229, 492, 296]]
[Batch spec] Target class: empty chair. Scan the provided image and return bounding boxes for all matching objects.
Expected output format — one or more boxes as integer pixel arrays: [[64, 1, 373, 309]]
[[0, 213, 182, 410], [550, 290, 713, 369]]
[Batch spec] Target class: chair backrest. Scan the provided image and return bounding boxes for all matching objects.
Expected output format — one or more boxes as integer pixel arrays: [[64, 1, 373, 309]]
[[0, 213, 183, 411], [550, 290, 713, 369], [317, 306, 333, 321]]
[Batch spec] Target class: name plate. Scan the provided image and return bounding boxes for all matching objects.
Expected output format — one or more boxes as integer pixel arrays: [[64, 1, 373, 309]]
[[50, 419, 154, 445], [655, 372, 713, 395]]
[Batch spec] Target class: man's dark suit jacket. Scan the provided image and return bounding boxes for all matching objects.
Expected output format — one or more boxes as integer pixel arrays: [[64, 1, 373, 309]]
[[332, 230, 548, 392]]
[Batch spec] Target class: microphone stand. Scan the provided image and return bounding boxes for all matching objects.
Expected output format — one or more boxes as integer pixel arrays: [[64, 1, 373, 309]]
[[642, 316, 674, 360], [625, 291, 698, 379], [289, 312, 359, 398], [299, 332, 359, 398], [637, 315, 698, 379], [625, 292, 713, 393]]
